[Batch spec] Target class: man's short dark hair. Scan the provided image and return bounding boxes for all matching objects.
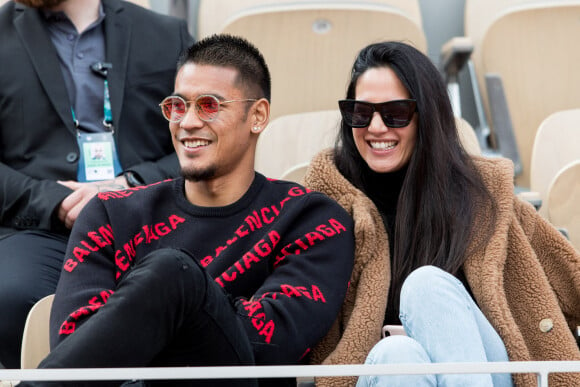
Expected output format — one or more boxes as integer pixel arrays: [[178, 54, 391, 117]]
[[178, 34, 271, 102]]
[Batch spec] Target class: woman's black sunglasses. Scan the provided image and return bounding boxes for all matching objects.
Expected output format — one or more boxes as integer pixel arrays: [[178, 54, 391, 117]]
[[338, 99, 417, 128]]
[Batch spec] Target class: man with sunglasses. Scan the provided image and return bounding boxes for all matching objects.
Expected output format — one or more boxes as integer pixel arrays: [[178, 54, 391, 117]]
[[18, 35, 354, 386]]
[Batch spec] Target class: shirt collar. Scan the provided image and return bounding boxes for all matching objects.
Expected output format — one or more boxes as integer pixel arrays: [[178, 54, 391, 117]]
[[41, 2, 106, 27]]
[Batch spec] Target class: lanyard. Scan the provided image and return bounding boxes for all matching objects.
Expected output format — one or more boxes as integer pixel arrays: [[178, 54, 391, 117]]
[[73, 62, 122, 182], [71, 62, 113, 131]]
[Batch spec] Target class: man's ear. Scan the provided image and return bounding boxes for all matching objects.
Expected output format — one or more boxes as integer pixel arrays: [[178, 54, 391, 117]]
[[250, 98, 269, 134]]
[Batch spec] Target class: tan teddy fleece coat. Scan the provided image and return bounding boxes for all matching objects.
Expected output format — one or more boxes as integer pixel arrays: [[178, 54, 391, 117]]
[[304, 149, 580, 387]]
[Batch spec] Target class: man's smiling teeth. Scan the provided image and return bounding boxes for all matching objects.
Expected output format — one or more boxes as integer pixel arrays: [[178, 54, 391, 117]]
[[183, 140, 210, 148], [370, 141, 396, 150]]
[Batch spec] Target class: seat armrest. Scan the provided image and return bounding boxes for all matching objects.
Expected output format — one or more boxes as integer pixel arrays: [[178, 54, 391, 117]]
[[440, 36, 474, 79], [485, 74, 523, 177], [517, 191, 542, 211]]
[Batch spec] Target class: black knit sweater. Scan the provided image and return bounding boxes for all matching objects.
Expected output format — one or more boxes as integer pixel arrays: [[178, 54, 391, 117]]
[[50, 174, 354, 365]]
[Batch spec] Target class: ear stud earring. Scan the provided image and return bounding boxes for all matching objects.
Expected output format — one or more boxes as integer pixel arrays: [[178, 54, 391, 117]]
[[252, 126, 260, 132]]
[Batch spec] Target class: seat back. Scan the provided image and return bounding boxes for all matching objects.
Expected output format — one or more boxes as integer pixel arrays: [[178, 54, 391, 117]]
[[464, 0, 580, 69], [220, 2, 427, 120], [256, 112, 481, 184], [255, 110, 341, 179], [279, 162, 310, 185], [197, 0, 423, 40], [464, 0, 551, 54], [547, 160, 580, 250], [456, 116, 482, 156], [21, 294, 54, 369], [530, 109, 580, 217], [466, 0, 580, 187], [464, 0, 579, 113]]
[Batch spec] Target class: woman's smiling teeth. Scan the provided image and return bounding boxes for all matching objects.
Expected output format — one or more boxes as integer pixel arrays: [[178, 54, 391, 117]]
[[369, 140, 397, 150], [183, 139, 210, 149]]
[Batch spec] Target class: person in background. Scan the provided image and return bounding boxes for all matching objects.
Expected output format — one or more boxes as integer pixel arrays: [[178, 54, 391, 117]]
[[18, 34, 354, 387], [0, 0, 193, 368], [304, 41, 580, 386]]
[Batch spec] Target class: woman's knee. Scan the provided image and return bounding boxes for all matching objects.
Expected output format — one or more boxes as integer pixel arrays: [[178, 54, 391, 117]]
[[366, 335, 431, 365], [357, 337, 436, 387], [400, 266, 458, 308]]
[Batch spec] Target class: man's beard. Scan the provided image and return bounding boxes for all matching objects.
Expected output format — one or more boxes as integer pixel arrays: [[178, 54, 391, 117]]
[[181, 166, 217, 182], [15, 0, 67, 8]]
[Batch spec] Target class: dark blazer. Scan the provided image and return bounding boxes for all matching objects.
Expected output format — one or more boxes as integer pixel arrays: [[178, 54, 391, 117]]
[[0, 0, 193, 236]]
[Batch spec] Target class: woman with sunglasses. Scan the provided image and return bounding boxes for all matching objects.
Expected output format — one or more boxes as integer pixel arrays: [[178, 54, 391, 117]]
[[304, 41, 580, 386]]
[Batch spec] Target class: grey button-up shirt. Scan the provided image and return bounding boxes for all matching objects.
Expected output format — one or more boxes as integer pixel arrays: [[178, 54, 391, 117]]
[[43, 5, 107, 133]]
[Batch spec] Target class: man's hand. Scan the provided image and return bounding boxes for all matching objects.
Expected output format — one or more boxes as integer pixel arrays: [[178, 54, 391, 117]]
[[57, 176, 129, 229]]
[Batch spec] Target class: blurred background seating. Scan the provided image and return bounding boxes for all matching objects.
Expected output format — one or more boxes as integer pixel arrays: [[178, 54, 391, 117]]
[[218, 1, 427, 120], [143, 0, 580, 235]]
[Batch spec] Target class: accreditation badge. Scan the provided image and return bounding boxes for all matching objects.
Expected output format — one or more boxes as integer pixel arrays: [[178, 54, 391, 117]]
[[76, 131, 122, 182]]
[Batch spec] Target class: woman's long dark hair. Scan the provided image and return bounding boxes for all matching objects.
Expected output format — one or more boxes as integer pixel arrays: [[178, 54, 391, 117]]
[[335, 41, 497, 313]]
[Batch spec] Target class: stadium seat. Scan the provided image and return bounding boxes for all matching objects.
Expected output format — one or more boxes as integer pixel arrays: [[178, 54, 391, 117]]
[[458, 0, 548, 157], [481, 1, 580, 188], [530, 109, 580, 217], [454, 0, 580, 188], [280, 162, 310, 185], [547, 160, 580, 251], [456, 116, 482, 156], [217, 1, 427, 120], [21, 294, 54, 369], [255, 109, 341, 180], [256, 111, 481, 184], [196, 0, 424, 40]]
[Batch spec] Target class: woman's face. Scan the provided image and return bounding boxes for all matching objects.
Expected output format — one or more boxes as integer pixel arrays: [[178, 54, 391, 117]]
[[352, 67, 417, 173]]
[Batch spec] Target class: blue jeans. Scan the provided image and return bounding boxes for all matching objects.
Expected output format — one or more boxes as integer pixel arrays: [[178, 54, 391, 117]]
[[357, 266, 513, 387]]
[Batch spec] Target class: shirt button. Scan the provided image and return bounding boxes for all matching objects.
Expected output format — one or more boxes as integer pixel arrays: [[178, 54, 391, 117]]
[[67, 34, 75, 41], [539, 318, 553, 333], [77, 52, 84, 59], [66, 152, 78, 163]]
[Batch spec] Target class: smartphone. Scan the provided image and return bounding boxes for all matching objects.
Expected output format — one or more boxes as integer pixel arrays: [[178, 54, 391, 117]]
[[382, 324, 407, 337]]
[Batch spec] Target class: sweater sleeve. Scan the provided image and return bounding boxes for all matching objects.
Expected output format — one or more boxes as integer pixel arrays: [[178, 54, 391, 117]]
[[49, 196, 117, 349], [234, 192, 354, 364]]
